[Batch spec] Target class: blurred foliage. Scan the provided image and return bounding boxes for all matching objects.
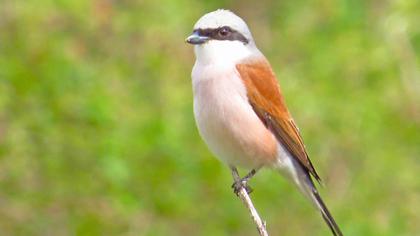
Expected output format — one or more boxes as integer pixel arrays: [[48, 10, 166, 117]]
[[0, 0, 419, 235]]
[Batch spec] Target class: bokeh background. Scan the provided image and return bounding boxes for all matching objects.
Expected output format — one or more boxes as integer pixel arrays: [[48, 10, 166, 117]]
[[0, 0, 419, 235]]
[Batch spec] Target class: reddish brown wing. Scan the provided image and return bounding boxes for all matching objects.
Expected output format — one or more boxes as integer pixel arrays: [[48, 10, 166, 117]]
[[236, 59, 321, 182]]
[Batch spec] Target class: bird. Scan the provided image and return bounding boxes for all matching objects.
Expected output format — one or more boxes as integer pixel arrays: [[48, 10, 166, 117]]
[[186, 9, 343, 236]]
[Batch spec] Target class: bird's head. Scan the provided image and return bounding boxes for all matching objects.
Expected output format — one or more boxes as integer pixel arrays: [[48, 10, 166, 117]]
[[186, 10, 260, 65]]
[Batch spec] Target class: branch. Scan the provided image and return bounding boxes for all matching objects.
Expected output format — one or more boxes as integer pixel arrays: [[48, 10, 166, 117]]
[[231, 167, 269, 236]]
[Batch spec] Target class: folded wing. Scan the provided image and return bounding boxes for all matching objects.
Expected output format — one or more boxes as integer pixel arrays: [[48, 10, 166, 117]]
[[236, 59, 321, 182]]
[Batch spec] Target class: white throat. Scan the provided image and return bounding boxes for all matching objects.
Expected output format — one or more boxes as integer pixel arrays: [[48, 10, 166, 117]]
[[194, 40, 253, 66]]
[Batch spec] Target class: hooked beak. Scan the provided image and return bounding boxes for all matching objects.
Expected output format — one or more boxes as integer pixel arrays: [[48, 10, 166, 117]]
[[185, 32, 209, 45]]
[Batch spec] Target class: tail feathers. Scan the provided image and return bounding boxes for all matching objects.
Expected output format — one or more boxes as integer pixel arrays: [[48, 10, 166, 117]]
[[312, 188, 343, 236], [275, 157, 343, 236]]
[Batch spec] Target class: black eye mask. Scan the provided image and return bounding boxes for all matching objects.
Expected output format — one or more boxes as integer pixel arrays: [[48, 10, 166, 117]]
[[194, 26, 249, 45]]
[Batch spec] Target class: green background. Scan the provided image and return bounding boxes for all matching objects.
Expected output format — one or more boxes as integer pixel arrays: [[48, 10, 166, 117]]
[[0, 0, 419, 235]]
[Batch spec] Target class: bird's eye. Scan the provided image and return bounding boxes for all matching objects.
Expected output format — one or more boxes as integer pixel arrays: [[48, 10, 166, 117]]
[[218, 27, 230, 37]]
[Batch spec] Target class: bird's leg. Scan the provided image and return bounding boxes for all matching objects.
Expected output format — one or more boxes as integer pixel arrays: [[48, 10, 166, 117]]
[[241, 168, 258, 183], [230, 166, 260, 195]]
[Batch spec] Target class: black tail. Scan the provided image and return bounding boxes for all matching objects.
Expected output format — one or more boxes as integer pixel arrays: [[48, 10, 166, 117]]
[[274, 157, 343, 235], [311, 188, 343, 236], [294, 165, 343, 235]]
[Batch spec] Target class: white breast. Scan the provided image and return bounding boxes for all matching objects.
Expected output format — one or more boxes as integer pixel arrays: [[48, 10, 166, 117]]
[[192, 61, 277, 169]]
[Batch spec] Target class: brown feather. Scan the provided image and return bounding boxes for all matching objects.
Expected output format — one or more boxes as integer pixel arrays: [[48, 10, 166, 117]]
[[236, 58, 321, 182]]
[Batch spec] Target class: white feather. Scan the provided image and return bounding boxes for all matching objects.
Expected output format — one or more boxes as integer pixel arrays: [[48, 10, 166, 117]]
[[193, 9, 252, 40], [192, 59, 275, 168]]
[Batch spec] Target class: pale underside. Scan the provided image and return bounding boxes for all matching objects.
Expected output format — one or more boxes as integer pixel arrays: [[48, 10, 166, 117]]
[[193, 61, 280, 169], [191, 40, 319, 182]]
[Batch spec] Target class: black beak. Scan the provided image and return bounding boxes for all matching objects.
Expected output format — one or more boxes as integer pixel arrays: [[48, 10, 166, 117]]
[[185, 32, 209, 45]]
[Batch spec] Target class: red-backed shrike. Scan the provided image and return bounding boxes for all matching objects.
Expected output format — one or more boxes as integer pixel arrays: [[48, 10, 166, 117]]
[[186, 10, 343, 236]]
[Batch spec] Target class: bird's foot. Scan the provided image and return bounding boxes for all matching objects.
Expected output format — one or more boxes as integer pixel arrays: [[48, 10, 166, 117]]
[[231, 179, 253, 196]]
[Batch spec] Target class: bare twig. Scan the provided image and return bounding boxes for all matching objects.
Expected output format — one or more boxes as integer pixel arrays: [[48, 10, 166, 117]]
[[231, 167, 269, 236]]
